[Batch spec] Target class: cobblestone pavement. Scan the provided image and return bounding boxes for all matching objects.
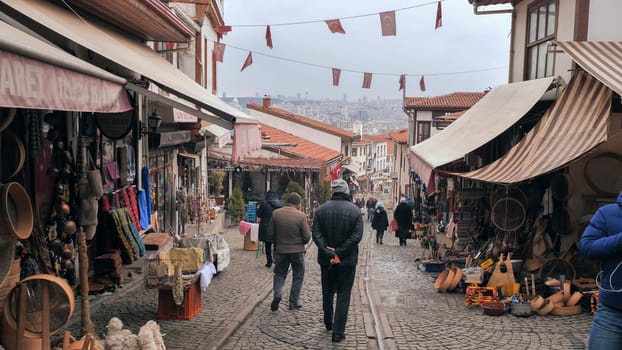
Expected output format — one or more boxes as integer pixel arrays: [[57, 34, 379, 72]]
[[369, 232, 593, 350], [58, 211, 594, 350]]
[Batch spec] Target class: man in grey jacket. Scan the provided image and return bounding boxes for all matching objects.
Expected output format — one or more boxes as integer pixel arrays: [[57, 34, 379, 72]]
[[268, 192, 311, 311], [312, 179, 363, 343]]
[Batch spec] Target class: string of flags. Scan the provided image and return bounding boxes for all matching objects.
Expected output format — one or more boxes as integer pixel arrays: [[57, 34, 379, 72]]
[[211, 1, 489, 93]]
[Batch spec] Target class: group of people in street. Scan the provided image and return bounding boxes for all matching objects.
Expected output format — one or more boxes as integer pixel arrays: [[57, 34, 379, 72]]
[[256, 179, 363, 343]]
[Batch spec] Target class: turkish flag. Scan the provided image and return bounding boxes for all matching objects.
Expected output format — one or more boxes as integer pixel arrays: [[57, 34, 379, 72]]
[[380, 11, 396, 36], [362, 72, 372, 89], [332, 68, 341, 86], [331, 162, 342, 181], [419, 75, 426, 92], [435, 1, 443, 30], [215, 25, 232, 35], [213, 42, 225, 63], [265, 25, 273, 49], [399, 74, 406, 91], [325, 19, 346, 34], [241, 52, 253, 72]]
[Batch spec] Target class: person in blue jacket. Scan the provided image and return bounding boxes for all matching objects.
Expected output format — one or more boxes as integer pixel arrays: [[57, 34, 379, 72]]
[[579, 191, 622, 349]]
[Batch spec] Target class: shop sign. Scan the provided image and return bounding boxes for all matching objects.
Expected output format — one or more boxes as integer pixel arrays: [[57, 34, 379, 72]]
[[173, 108, 197, 123], [0, 50, 131, 113]]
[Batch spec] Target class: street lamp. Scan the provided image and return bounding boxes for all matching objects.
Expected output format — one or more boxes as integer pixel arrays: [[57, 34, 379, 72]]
[[138, 110, 162, 139]]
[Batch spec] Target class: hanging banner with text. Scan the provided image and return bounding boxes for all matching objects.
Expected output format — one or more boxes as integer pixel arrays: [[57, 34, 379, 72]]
[[0, 50, 132, 113]]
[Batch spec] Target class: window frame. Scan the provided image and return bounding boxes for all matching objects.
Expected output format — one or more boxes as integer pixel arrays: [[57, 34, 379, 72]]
[[416, 121, 431, 143], [524, 0, 558, 80]]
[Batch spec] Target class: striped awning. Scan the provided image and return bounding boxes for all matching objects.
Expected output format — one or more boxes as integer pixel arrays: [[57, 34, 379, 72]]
[[555, 41, 622, 97], [451, 70, 611, 184]]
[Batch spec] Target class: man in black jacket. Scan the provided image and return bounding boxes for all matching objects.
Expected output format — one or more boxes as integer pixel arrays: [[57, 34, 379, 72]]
[[312, 179, 363, 343]]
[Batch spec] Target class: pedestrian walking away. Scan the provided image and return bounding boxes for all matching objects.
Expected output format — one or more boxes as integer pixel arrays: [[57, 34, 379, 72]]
[[267, 192, 311, 311], [579, 189, 622, 349], [312, 179, 363, 343], [394, 197, 413, 246], [371, 200, 389, 244], [366, 196, 375, 223], [257, 190, 283, 268]]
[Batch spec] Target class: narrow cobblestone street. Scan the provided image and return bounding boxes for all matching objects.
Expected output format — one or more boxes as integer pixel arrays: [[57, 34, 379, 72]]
[[60, 213, 593, 349]]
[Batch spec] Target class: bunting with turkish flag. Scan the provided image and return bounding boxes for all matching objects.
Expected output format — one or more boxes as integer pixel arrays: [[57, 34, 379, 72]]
[[419, 75, 426, 92], [241, 52, 253, 72], [399, 74, 405, 91], [379, 11, 396, 36], [435, 1, 443, 29], [332, 68, 341, 86], [325, 19, 346, 34], [362, 72, 372, 89], [213, 42, 225, 63], [215, 25, 232, 35], [265, 25, 273, 48], [331, 162, 342, 181]]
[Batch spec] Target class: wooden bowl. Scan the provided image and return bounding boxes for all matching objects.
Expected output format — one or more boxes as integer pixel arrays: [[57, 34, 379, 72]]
[[546, 292, 564, 304], [566, 291, 583, 307], [447, 267, 462, 292], [531, 296, 544, 311], [536, 301, 555, 316], [434, 268, 455, 293], [551, 304, 582, 316]]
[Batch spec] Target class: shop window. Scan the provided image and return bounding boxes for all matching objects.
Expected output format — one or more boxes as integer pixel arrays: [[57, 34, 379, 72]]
[[526, 0, 557, 80]]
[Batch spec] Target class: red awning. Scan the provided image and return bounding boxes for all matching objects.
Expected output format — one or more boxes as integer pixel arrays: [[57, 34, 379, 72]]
[[0, 49, 131, 113]]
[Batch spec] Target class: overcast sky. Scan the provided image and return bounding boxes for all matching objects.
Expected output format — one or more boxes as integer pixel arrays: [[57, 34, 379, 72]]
[[218, 0, 512, 101]]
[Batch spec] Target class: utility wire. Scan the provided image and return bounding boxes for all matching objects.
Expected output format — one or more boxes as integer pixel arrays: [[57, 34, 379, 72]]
[[226, 0, 443, 27]]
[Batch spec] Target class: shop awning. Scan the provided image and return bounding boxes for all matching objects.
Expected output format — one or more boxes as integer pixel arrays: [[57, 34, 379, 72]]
[[451, 71, 611, 184], [0, 20, 131, 113], [0, 0, 247, 128], [409, 76, 557, 186], [555, 41, 622, 97]]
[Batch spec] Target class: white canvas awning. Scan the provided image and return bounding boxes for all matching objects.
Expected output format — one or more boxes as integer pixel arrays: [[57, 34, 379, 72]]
[[409, 76, 557, 187]]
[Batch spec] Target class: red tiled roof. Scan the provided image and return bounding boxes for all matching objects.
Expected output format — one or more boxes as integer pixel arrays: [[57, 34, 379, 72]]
[[353, 139, 371, 145], [247, 101, 358, 140], [404, 92, 486, 110], [259, 124, 342, 162], [390, 128, 408, 143]]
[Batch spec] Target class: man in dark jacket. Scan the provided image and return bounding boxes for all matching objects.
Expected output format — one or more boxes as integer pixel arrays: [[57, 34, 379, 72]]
[[268, 193, 311, 311], [257, 191, 283, 267], [579, 190, 622, 349], [312, 179, 363, 343]]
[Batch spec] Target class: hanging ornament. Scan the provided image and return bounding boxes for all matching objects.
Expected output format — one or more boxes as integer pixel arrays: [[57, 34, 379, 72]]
[[419, 75, 426, 92]]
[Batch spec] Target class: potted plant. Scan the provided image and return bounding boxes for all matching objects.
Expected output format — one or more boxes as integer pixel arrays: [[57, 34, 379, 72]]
[[226, 187, 244, 227]]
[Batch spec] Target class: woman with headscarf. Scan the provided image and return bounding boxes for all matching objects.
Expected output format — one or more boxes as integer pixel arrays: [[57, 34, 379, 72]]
[[394, 198, 413, 246], [371, 201, 389, 244]]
